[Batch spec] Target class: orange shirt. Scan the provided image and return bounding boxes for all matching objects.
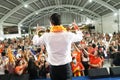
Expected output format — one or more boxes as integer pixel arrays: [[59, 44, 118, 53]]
[[88, 47, 93, 54], [88, 47, 98, 54], [15, 66, 23, 71], [0, 44, 4, 53], [15, 64, 27, 74], [72, 50, 82, 63], [7, 48, 14, 63], [89, 54, 102, 67], [15, 66, 23, 74], [71, 62, 84, 72]]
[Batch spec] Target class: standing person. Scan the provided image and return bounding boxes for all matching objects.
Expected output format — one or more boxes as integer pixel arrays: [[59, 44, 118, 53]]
[[32, 13, 83, 80]]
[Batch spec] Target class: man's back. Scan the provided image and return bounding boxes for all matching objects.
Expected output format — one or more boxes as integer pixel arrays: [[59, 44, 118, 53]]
[[43, 32, 74, 66]]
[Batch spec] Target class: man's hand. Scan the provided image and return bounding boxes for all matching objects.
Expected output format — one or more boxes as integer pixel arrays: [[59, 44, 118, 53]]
[[72, 20, 79, 30], [36, 26, 42, 35]]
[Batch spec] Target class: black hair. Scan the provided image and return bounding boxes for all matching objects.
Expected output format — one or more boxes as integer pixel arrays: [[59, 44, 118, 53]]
[[97, 50, 101, 56], [50, 13, 61, 25], [37, 48, 41, 53], [1, 50, 6, 56], [92, 43, 96, 48], [15, 60, 21, 66]]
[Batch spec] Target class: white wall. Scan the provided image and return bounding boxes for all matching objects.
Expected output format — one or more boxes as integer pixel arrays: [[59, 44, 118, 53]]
[[94, 10, 120, 33]]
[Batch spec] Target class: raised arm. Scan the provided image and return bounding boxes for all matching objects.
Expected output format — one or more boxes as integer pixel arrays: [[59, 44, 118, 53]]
[[71, 21, 83, 42], [73, 43, 89, 58], [32, 26, 45, 46]]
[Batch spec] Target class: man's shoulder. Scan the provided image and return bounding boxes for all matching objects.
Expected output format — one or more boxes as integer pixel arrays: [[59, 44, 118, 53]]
[[62, 31, 73, 34], [43, 32, 73, 36], [42, 33, 49, 36]]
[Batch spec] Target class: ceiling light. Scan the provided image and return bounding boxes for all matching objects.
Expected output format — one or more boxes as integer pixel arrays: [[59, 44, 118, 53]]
[[89, 0, 93, 3], [22, 30, 25, 32], [20, 24, 23, 26], [81, 9, 83, 11], [24, 4, 28, 8], [85, 20, 91, 25], [114, 13, 117, 16], [35, 12, 38, 15]]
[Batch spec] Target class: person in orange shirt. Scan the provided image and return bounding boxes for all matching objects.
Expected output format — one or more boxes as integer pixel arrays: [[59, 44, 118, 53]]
[[71, 57, 84, 77], [72, 50, 82, 63], [7, 44, 15, 64], [87, 42, 93, 54], [71, 43, 85, 77], [88, 51, 103, 69], [80, 46, 103, 70], [0, 41, 4, 54], [88, 43, 98, 54], [71, 43, 82, 63], [15, 59, 27, 75]]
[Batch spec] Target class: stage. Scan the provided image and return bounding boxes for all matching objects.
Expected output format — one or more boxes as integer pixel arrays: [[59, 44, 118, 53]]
[[34, 76, 120, 80]]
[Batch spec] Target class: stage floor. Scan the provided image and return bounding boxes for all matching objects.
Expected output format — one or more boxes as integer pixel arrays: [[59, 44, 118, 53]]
[[35, 76, 120, 80]]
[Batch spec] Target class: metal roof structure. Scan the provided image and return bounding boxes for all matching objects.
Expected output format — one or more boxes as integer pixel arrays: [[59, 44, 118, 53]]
[[0, 0, 119, 26]]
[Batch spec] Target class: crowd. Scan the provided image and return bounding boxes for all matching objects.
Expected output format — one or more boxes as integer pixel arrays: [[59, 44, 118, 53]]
[[0, 26, 120, 79]]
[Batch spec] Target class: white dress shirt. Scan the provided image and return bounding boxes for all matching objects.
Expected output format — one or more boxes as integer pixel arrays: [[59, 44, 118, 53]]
[[32, 31, 83, 66]]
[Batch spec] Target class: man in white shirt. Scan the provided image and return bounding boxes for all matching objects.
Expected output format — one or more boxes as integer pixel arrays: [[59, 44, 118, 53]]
[[32, 13, 83, 80]]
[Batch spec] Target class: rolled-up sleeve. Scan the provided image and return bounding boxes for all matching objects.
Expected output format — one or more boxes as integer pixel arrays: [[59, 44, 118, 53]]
[[32, 35, 45, 46], [71, 31, 83, 42]]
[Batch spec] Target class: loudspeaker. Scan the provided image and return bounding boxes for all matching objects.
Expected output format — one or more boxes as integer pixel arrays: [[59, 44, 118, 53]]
[[0, 74, 10, 80], [110, 67, 120, 77], [0, 74, 29, 80], [10, 74, 29, 80], [88, 68, 109, 78]]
